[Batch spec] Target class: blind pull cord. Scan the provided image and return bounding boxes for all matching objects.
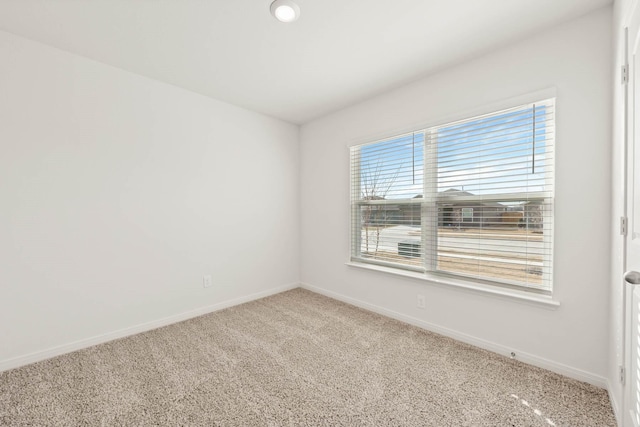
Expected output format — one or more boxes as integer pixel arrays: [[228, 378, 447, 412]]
[[412, 132, 416, 185], [532, 104, 536, 175]]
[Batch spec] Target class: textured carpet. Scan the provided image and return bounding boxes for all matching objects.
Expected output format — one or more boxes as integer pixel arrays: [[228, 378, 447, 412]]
[[0, 288, 615, 426]]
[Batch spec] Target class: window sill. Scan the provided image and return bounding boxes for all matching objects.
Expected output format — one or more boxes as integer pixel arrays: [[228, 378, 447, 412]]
[[345, 261, 560, 309]]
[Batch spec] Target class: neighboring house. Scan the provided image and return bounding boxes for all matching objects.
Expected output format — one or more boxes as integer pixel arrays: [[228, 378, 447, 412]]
[[438, 189, 544, 230], [360, 195, 402, 226], [363, 189, 543, 229], [437, 189, 506, 228]]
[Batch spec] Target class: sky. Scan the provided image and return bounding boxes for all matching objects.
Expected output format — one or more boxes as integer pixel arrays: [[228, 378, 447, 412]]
[[354, 100, 554, 201]]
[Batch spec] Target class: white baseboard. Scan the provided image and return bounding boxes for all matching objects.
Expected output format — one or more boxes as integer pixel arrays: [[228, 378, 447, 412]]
[[0, 283, 299, 373], [607, 379, 622, 427], [3, 281, 610, 392], [301, 282, 608, 389]]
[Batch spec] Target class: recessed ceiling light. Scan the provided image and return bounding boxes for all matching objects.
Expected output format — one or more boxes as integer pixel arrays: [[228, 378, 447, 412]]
[[270, 0, 300, 23]]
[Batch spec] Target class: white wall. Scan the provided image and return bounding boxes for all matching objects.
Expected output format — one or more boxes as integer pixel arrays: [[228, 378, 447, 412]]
[[300, 7, 612, 385], [610, 0, 633, 422], [0, 31, 299, 368]]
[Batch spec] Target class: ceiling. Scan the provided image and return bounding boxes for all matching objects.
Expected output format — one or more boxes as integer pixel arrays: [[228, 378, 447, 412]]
[[0, 0, 612, 124]]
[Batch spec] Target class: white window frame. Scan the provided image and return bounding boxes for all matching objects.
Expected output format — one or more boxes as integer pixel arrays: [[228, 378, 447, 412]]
[[349, 95, 555, 297]]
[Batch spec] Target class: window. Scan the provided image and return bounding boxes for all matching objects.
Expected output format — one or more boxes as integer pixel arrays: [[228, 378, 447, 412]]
[[461, 208, 473, 222], [350, 99, 554, 293]]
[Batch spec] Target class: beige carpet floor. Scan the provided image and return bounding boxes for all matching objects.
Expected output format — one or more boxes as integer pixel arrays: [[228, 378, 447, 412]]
[[0, 288, 615, 426]]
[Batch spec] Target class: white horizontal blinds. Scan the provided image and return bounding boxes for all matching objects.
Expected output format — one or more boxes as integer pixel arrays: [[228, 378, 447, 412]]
[[350, 132, 425, 271], [349, 97, 555, 292], [429, 99, 555, 291], [435, 100, 554, 196]]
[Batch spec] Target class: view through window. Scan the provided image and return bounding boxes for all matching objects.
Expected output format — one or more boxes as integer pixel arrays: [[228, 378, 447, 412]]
[[350, 99, 555, 292]]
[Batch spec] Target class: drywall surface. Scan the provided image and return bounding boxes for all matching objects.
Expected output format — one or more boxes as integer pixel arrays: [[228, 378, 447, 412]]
[[0, 30, 299, 366], [300, 8, 612, 383]]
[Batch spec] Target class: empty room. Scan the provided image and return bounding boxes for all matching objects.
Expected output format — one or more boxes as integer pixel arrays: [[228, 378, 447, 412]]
[[0, 0, 635, 426]]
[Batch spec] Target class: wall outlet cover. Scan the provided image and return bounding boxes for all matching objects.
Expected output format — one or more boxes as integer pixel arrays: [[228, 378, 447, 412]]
[[203, 275, 212, 288]]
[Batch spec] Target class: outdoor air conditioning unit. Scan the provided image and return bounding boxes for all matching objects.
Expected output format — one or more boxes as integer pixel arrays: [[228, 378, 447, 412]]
[[398, 240, 421, 258]]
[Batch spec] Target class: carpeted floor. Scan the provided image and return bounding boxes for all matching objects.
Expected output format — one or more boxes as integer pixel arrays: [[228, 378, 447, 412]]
[[0, 288, 615, 426]]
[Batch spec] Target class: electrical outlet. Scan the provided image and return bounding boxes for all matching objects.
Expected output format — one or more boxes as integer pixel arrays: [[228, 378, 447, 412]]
[[417, 294, 426, 309], [203, 275, 212, 288]]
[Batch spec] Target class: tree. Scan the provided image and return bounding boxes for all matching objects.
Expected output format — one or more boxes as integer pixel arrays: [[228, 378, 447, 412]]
[[361, 160, 399, 256]]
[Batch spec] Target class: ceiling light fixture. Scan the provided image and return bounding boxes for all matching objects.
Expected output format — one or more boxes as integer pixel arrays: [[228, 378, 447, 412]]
[[270, 0, 300, 23]]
